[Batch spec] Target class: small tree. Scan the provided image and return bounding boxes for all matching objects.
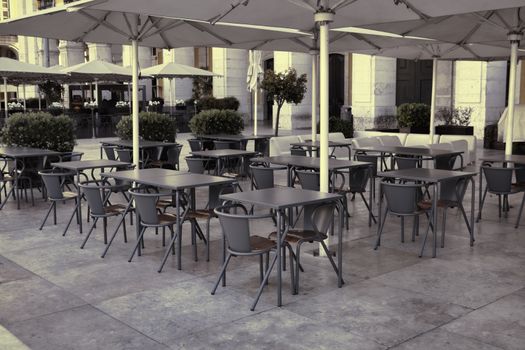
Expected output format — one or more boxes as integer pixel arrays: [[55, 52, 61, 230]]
[[261, 68, 307, 136], [38, 80, 64, 106]]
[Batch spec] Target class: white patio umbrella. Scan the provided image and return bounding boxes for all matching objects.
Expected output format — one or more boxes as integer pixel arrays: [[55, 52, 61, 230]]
[[85, 0, 525, 191], [358, 42, 525, 143], [247, 50, 263, 136], [0, 1, 309, 168], [0, 57, 66, 118], [360, 7, 525, 154], [141, 62, 217, 115]]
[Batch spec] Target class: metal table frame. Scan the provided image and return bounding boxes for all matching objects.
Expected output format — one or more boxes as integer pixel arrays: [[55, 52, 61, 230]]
[[196, 134, 273, 156], [378, 168, 477, 258], [289, 140, 352, 159], [220, 187, 344, 309], [191, 149, 257, 177], [100, 140, 180, 168]]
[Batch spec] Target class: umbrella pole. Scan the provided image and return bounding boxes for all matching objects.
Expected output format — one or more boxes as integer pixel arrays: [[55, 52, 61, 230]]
[[37, 85, 41, 110], [170, 77, 174, 116], [311, 52, 318, 142], [22, 84, 26, 112], [3, 77, 7, 119], [505, 33, 521, 156], [254, 86, 258, 136], [429, 57, 438, 144], [316, 12, 333, 194], [132, 39, 140, 168]]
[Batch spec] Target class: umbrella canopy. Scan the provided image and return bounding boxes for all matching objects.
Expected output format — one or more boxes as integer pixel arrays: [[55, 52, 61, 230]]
[[361, 7, 525, 155], [60, 59, 132, 82], [140, 62, 216, 79]]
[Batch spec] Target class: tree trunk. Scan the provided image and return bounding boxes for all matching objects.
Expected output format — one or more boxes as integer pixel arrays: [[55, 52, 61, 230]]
[[274, 104, 283, 136]]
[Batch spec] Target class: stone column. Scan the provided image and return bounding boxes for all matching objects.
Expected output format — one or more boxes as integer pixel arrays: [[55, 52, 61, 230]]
[[87, 43, 112, 62], [162, 48, 194, 105], [59, 41, 85, 108], [351, 54, 396, 130], [212, 48, 250, 115], [272, 51, 312, 132], [434, 60, 453, 112]]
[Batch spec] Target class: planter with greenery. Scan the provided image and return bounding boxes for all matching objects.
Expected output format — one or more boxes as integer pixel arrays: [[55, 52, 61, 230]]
[[1, 112, 76, 152], [396, 103, 430, 134], [116, 112, 177, 142], [435, 106, 474, 135], [196, 96, 240, 112], [261, 68, 307, 136], [189, 109, 244, 135], [317, 116, 354, 138]]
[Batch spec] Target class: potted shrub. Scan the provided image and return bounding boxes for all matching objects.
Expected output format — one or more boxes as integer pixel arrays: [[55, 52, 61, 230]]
[[366, 114, 399, 133], [115, 100, 130, 114], [317, 116, 354, 138], [148, 97, 164, 113], [175, 99, 186, 110], [48, 101, 64, 116], [396, 103, 430, 134], [435, 106, 474, 135], [116, 112, 176, 142], [189, 109, 244, 135], [7, 101, 24, 114]]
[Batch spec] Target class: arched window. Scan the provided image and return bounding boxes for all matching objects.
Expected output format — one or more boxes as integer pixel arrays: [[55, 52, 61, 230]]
[[0, 45, 18, 60]]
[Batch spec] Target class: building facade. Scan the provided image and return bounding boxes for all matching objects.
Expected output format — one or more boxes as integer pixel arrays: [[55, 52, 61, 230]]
[[0, 0, 522, 138]]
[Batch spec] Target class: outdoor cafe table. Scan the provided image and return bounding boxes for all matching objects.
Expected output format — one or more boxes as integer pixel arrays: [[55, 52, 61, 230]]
[[190, 149, 257, 176], [101, 169, 235, 272], [0, 146, 61, 210], [196, 134, 273, 156], [51, 159, 130, 233], [378, 168, 477, 258], [289, 140, 352, 159], [100, 140, 180, 167], [354, 145, 464, 171], [251, 155, 375, 225], [220, 187, 344, 308], [477, 154, 525, 221]]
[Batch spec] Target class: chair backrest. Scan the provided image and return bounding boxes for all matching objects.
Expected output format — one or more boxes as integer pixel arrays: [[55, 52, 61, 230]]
[[186, 157, 206, 174], [80, 183, 106, 216], [209, 184, 235, 209], [250, 165, 275, 189], [290, 146, 307, 156], [213, 140, 233, 150], [348, 166, 371, 193], [129, 190, 160, 225], [439, 177, 469, 204], [188, 139, 203, 152], [434, 154, 458, 170], [516, 164, 525, 183], [378, 135, 403, 147], [103, 146, 116, 160], [382, 181, 422, 215], [395, 156, 419, 170], [116, 148, 132, 163], [166, 145, 183, 167], [39, 170, 67, 200], [296, 170, 320, 191], [355, 154, 378, 176], [482, 166, 513, 193], [312, 204, 335, 238], [215, 205, 253, 253]]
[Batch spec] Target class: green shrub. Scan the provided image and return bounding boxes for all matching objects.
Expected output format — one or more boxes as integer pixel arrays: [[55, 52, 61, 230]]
[[116, 112, 176, 142], [189, 109, 244, 135], [196, 96, 240, 112], [396, 103, 430, 129], [0, 112, 76, 152], [317, 117, 354, 138]]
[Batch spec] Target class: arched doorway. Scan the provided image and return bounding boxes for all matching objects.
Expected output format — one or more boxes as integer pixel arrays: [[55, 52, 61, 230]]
[[0, 45, 19, 109], [329, 54, 345, 118]]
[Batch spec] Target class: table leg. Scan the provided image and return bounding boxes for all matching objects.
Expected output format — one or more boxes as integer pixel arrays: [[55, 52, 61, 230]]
[[276, 209, 282, 307], [176, 190, 182, 270], [470, 177, 475, 246], [287, 165, 293, 226], [16, 158, 20, 210], [369, 166, 373, 227], [432, 182, 438, 258], [190, 188, 197, 260], [77, 171, 82, 233], [0, 158, 15, 210], [477, 164, 483, 222], [337, 200, 343, 288], [216, 158, 221, 176]]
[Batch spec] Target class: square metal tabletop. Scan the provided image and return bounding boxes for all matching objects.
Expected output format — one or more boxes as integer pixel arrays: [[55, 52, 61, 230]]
[[102, 171, 234, 190], [290, 140, 353, 148], [0, 146, 61, 158], [354, 145, 462, 158], [254, 155, 371, 170], [100, 168, 182, 183], [220, 187, 342, 210], [378, 168, 478, 183], [51, 159, 130, 171], [190, 149, 257, 158], [196, 134, 273, 141], [100, 140, 180, 149], [479, 154, 525, 164]]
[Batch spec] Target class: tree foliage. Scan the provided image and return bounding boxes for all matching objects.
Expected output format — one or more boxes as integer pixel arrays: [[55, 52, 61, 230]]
[[261, 68, 307, 136], [38, 80, 64, 106]]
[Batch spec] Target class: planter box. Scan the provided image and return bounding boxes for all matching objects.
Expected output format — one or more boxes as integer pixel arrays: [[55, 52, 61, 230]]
[[400, 126, 429, 134], [366, 128, 400, 133], [435, 125, 474, 135]]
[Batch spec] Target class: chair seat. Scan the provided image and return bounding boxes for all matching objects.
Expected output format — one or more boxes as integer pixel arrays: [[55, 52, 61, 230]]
[[158, 213, 178, 225], [512, 184, 525, 192], [189, 209, 215, 219], [0, 174, 14, 182], [250, 235, 276, 252], [417, 199, 458, 210], [156, 199, 175, 210], [58, 191, 78, 200], [268, 229, 320, 244], [105, 203, 132, 215], [222, 172, 242, 179]]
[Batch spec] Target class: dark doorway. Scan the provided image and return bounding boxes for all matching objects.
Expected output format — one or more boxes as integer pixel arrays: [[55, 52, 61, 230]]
[[396, 59, 433, 105], [263, 58, 274, 121], [329, 54, 345, 118]]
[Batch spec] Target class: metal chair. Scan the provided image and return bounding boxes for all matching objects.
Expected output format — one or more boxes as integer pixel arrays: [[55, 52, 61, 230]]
[[38, 169, 79, 235], [102, 145, 117, 160], [116, 148, 132, 163], [435, 154, 460, 170], [375, 181, 432, 257], [149, 144, 183, 170], [515, 164, 525, 184], [479, 166, 525, 228], [188, 139, 203, 152], [356, 154, 378, 197], [0, 157, 14, 204], [213, 140, 234, 150], [79, 181, 133, 249], [185, 156, 207, 174], [394, 155, 419, 170], [211, 204, 295, 311], [290, 146, 307, 156], [250, 164, 286, 190], [335, 166, 376, 225]]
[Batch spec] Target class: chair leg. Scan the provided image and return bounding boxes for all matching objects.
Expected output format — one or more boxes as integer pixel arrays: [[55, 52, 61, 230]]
[[412, 215, 419, 242], [53, 200, 57, 225], [320, 240, 341, 283], [63, 199, 80, 236], [282, 245, 286, 271], [80, 217, 98, 249], [419, 214, 433, 258], [251, 252, 278, 311], [39, 201, 55, 230], [359, 192, 377, 224], [478, 187, 489, 221], [287, 244, 295, 294], [498, 195, 502, 218], [401, 216, 405, 243], [441, 209, 447, 248], [206, 216, 212, 262], [103, 217, 108, 244], [259, 255, 264, 283], [128, 226, 147, 262], [101, 214, 126, 258], [211, 253, 232, 295], [515, 193, 525, 228], [158, 226, 179, 273], [374, 207, 389, 249]]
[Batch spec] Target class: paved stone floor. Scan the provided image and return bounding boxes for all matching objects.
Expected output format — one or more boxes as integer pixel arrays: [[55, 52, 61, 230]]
[[1, 129, 525, 349]]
